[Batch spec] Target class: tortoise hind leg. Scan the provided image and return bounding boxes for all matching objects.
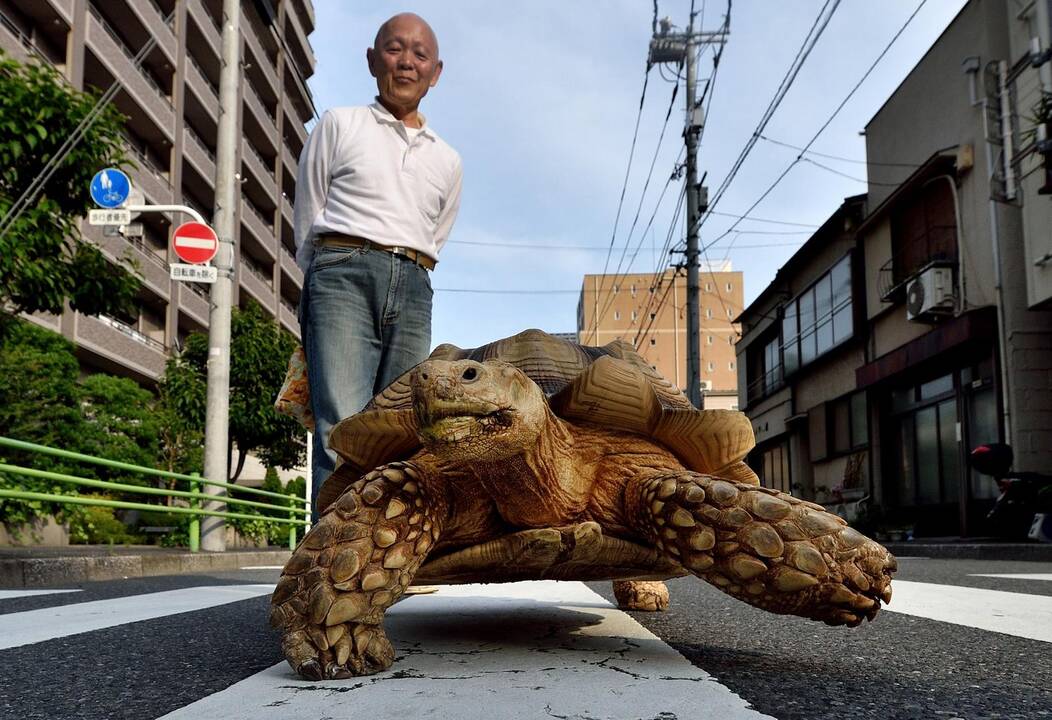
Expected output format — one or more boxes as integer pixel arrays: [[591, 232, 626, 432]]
[[612, 580, 669, 611], [270, 461, 445, 679], [624, 471, 896, 626]]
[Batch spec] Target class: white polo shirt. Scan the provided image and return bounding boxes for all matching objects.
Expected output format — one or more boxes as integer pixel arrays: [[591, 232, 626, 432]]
[[293, 102, 463, 272]]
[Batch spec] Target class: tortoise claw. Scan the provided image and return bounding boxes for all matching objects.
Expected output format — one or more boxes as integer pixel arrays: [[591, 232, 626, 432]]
[[297, 659, 324, 681]]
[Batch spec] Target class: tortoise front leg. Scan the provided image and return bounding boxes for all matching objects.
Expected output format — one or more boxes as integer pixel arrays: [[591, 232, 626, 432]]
[[270, 461, 445, 680], [625, 471, 896, 626]]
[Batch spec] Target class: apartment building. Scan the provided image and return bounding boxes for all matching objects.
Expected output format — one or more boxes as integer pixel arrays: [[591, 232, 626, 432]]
[[736, 0, 1052, 538], [577, 267, 743, 408], [0, 0, 315, 383]]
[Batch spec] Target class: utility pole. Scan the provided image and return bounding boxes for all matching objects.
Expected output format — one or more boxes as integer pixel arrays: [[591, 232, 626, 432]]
[[649, 12, 726, 408], [201, 0, 241, 552]]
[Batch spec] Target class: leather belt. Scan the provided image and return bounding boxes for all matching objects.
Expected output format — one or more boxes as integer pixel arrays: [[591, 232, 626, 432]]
[[315, 234, 436, 271]]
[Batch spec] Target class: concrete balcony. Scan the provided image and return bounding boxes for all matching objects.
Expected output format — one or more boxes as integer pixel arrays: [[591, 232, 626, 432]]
[[280, 195, 293, 227], [179, 282, 210, 327], [282, 142, 299, 178], [280, 245, 303, 287], [125, 153, 173, 204], [0, 7, 68, 73], [243, 141, 277, 198], [85, 9, 175, 138], [187, 0, 220, 49], [88, 224, 171, 299], [239, 260, 276, 313], [245, 81, 278, 147], [50, 0, 75, 24], [241, 10, 278, 93], [279, 300, 299, 337], [284, 2, 315, 77], [183, 127, 216, 186], [284, 105, 308, 150], [185, 55, 219, 123], [127, 0, 177, 64], [76, 313, 168, 382], [241, 204, 276, 259]]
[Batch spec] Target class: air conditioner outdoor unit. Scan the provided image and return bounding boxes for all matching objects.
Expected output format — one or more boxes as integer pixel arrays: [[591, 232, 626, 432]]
[[906, 266, 954, 321], [699, 380, 713, 391]]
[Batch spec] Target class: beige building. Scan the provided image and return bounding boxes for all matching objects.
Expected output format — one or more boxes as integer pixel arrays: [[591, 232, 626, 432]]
[[577, 267, 743, 408], [1, 0, 315, 383], [736, 0, 1052, 538]]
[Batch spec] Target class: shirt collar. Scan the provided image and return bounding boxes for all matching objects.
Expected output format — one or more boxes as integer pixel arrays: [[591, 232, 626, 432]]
[[369, 100, 435, 140]]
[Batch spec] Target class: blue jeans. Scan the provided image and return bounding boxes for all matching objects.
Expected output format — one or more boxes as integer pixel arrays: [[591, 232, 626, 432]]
[[300, 245, 433, 520]]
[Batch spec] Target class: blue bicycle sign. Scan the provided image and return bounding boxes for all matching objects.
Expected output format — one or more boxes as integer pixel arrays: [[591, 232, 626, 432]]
[[90, 168, 132, 209]]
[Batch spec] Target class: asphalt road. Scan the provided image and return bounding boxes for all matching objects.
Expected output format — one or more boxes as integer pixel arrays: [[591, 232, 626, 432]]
[[0, 557, 1049, 719]]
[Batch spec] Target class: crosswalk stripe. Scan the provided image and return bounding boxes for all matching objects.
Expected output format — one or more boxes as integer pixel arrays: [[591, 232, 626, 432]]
[[0, 585, 273, 650], [969, 573, 1052, 582], [158, 580, 775, 720], [0, 589, 82, 600], [884, 580, 1052, 643]]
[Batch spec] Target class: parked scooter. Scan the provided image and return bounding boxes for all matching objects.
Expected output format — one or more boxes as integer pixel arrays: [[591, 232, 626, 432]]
[[968, 443, 1052, 542]]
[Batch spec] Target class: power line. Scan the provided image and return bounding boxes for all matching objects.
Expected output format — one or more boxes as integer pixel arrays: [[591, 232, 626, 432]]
[[757, 133, 921, 167], [701, 0, 930, 259], [701, 0, 841, 230], [707, 210, 817, 227], [446, 238, 805, 251], [799, 157, 905, 186]]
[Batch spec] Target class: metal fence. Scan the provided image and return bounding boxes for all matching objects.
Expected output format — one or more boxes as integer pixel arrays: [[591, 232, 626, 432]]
[[0, 437, 309, 550]]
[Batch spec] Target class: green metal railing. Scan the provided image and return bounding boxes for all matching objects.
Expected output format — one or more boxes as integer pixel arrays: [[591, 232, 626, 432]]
[[0, 437, 309, 550]]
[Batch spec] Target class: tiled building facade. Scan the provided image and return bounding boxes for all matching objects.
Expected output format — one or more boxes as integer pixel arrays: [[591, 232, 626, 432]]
[[577, 268, 743, 408]]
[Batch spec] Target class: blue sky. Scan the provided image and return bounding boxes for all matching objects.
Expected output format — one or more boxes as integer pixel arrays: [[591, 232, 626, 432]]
[[304, 0, 968, 350]]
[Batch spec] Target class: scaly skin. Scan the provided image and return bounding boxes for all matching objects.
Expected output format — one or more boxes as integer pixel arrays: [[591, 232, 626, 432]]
[[270, 461, 445, 679], [625, 471, 895, 625], [612, 580, 670, 612]]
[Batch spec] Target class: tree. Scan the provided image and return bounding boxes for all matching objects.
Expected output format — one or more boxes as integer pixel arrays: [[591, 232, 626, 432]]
[[0, 53, 139, 319], [162, 301, 306, 481]]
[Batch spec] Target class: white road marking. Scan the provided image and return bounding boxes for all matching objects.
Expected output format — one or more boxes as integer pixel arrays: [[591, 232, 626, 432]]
[[239, 566, 285, 570], [884, 580, 1052, 643], [0, 585, 273, 650], [159, 580, 774, 720], [970, 573, 1052, 582], [0, 589, 82, 600]]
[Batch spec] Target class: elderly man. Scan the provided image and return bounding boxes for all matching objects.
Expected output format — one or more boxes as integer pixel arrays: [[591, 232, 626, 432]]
[[294, 13, 462, 518]]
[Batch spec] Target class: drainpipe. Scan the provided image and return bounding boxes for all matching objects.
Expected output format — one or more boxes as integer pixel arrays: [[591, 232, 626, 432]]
[[975, 60, 1014, 442]]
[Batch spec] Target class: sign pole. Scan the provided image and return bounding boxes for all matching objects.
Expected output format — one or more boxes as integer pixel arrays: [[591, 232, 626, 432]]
[[200, 0, 241, 552]]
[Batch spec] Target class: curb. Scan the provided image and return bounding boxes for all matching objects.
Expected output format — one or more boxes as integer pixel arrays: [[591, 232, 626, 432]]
[[0, 549, 291, 588], [884, 542, 1052, 562]]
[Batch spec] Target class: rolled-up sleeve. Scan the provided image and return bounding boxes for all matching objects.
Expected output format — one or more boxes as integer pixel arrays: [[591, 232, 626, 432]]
[[294, 110, 338, 272], [432, 157, 462, 255]]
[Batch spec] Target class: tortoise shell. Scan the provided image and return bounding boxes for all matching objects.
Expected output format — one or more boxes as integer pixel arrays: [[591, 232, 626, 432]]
[[319, 329, 757, 513]]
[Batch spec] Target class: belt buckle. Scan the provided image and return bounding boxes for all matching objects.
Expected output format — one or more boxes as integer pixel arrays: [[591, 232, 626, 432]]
[[389, 246, 409, 258]]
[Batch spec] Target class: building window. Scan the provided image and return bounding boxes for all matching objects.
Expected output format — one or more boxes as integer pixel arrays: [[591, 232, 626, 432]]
[[650, 338, 656, 346], [782, 253, 853, 376], [707, 361, 714, 371], [630, 284, 636, 297], [746, 334, 783, 404], [753, 441, 790, 494], [891, 179, 957, 286], [613, 284, 619, 294], [614, 311, 620, 320], [726, 282, 733, 292], [729, 361, 735, 371], [650, 312, 656, 320], [705, 282, 712, 292], [727, 307, 733, 317], [631, 310, 637, 321], [830, 392, 868, 455], [707, 335, 713, 345], [705, 308, 712, 319]]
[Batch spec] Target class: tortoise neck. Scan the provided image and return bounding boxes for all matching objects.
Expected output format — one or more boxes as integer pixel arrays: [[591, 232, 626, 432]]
[[478, 408, 592, 526]]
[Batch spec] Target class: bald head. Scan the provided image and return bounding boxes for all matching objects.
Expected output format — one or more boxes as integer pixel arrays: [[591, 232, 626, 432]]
[[373, 13, 439, 60], [366, 12, 444, 126]]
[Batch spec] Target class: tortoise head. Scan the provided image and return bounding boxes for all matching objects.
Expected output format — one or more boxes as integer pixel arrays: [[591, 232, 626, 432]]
[[410, 359, 549, 459]]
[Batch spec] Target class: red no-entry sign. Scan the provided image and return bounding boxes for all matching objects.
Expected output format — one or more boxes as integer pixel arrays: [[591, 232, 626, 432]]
[[172, 221, 218, 264]]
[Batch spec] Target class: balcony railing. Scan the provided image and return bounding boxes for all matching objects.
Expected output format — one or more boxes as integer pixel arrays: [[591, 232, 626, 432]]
[[184, 125, 216, 162], [98, 313, 167, 352], [88, 4, 171, 106], [186, 53, 218, 100], [0, 9, 60, 71], [243, 197, 274, 231], [122, 132, 170, 186], [878, 256, 956, 303], [241, 254, 273, 285], [245, 140, 273, 174], [129, 236, 168, 269], [245, 79, 275, 122], [746, 364, 784, 405], [280, 297, 297, 315]]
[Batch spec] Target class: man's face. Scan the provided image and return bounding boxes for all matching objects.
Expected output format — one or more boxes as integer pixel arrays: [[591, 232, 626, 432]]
[[367, 15, 442, 114]]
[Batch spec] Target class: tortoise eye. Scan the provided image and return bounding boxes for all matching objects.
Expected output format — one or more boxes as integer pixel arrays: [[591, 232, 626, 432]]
[[462, 367, 478, 381]]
